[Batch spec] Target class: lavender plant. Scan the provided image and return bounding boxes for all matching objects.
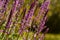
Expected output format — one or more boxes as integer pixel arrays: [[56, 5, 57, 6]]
[[0, 0, 50, 40]]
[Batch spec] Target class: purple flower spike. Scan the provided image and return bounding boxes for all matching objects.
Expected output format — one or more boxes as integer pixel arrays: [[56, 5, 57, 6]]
[[6, 0, 19, 28], [4, 0, 9, 8], [39, 16, 47, 32], [35, 0, 50, 36], [2, 0, 24, 35], [41, 0, 50, 10], [29, 1, 36, 10], [39, 9, 48, 31], [0, 0, 5, 8], [24, 1, 38, 27], [36, 0, 50, 20], [19, 1, 37, 34], [37, 9, 48, 34], [5, 10, 12, 28], [0, 0, 5, 13], [0, 0, 9, 13]]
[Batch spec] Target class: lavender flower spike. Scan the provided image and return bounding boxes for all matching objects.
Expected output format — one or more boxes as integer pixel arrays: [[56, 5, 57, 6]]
[[0, 0, 5, 9], [24, 0, 38, 27], [19, 1, 37, 34], [38, 10, 48, 33], [35, 0, 50, 20], [0, 0, 5, 13], [0, 0, 9, 13], [41, 0, 50, 10], [35, 0, 50, 36], [5, 0, 20, 29]]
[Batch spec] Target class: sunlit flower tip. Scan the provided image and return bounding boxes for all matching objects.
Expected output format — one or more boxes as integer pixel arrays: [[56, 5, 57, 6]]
[[34, 33, 36, 37], [40, 0, 50, 10]]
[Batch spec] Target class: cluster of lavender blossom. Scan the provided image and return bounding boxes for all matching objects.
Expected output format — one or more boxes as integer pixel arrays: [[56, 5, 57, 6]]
[[0, 0, 50, 40]]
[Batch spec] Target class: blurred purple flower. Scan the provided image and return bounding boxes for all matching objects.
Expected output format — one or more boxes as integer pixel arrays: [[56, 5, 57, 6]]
[[0, 0, 9, 13], [33, 0, 50, 39], [36, 0, 50, 20], [19, 1, 37, 34], [0, 0, 5, 8], [5, 0, 20, 28], [38, 10, 48, 33]]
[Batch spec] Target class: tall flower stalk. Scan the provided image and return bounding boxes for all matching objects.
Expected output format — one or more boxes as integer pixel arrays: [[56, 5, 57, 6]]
[[19, 0, 38, 34], [38, 0, 50, 34], [33, 0, 50, 40]]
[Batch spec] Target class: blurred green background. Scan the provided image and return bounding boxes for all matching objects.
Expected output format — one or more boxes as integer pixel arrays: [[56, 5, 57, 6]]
[[45, 0, 60, 40]]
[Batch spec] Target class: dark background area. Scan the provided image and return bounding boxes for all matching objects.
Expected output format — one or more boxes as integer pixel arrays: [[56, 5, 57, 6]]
[[46, 0, 60, 34]]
